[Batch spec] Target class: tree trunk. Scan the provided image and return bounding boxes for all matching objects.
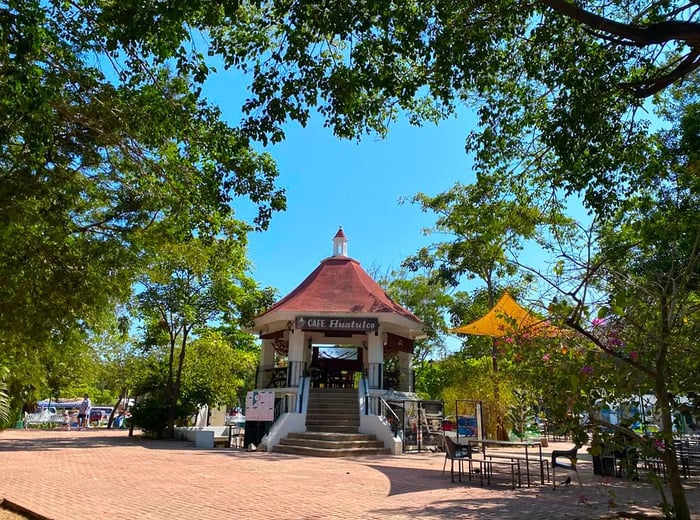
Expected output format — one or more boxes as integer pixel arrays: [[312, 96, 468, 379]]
[[171, 327, 189, 437], [164, 326, 190, 440], [106, 390, 127, 429], [653, 381, 689, 519], [492, 338, 509, 440], [166, 334, 177, 439], [655, 298, 690, 520]]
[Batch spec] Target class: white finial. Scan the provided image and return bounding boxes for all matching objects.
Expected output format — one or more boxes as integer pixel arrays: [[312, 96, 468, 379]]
[[332, 226, 348, 256]]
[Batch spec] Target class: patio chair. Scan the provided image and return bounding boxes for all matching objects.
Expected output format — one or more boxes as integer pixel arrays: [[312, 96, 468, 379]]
[[443, 435, 472, 482], [551, 446, 583, 489]]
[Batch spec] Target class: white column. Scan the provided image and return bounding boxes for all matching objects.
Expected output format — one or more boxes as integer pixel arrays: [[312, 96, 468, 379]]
[[258, 340, 275, 388], [287, 330, 305, 387], [398, 350, 413, 392], [367, 331, 384, 389], [398, 350, 412, 371]]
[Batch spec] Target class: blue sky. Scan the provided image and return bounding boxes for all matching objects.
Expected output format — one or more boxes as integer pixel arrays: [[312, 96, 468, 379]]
[[202, 67, 595, 313], [247, 114, 478, 296], [201, 69, 597, 357], [205, 67, 480, 297]]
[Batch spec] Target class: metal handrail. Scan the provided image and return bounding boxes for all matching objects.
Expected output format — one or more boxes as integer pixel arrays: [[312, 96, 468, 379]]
[[377, 395, 401, 437], [361, 377, 369, 415], [297, 375, 306, 413]]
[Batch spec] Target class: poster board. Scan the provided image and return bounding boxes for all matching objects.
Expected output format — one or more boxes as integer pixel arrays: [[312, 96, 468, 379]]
[[245, 390, 275, 421]]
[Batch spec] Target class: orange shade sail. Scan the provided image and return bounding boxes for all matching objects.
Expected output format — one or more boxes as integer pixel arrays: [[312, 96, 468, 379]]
[[450, 293, 557, 338]]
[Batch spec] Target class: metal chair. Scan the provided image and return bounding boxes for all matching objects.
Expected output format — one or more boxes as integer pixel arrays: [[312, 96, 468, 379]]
[[551, 446, 583, 489], [443, 435, 472, 482]]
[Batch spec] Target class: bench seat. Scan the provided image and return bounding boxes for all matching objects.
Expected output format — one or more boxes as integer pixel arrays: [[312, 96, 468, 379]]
[[472, 458, 520, 489], [214, 436, 233, 448], [486, 453, 547, 486]]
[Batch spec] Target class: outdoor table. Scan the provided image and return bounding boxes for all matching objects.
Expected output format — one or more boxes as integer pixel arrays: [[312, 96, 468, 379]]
[[462, 438, 545, 487], [226, 416, 246, 448]]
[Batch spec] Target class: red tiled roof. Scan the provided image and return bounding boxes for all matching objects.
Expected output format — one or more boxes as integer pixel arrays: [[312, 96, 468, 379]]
[[259, 256, 421, 322]]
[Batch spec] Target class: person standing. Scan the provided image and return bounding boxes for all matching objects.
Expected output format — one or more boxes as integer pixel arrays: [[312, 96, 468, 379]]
[[78, 394, 91, 430]]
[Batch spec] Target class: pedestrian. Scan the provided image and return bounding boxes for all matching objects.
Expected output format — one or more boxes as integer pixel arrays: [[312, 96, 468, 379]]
[[78, 394, 91, 430]]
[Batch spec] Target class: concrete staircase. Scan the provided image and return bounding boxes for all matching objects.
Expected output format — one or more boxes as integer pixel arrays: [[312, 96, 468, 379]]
[[271, 388, 390, 457], [305, 387, 360, 433]]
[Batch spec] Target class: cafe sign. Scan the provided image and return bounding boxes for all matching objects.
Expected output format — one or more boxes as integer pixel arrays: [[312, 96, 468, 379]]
[[295, 316, 379, 333]]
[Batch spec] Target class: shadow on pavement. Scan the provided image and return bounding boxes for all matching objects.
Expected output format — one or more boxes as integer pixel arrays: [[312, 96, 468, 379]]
[[0, 430, 194, 452]]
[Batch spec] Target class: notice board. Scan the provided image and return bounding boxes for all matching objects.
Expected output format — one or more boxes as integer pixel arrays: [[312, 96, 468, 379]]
[[245, 390, 275, 421]]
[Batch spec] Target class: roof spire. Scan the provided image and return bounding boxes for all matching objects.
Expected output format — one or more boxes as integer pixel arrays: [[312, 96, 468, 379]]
[[332, 226, 348, 257]]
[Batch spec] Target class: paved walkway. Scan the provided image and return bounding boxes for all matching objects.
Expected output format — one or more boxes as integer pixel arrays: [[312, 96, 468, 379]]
[[1, 429, 698, 519]]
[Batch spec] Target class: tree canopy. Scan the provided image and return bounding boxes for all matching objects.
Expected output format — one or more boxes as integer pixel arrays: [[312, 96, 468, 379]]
[[0, 0, 286, 405], [195, 0, 697, 209], [5, 0, 690, 213]]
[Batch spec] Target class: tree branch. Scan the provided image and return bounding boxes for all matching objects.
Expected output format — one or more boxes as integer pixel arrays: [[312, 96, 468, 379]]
[[540, 0, 700, 46], [622, 50, 700, 97]]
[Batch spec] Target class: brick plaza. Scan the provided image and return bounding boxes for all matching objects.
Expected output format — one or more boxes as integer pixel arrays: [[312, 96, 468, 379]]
[[1, 429, 698, 519]]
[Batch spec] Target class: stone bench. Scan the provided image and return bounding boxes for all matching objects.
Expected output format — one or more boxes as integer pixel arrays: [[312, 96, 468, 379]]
[[214, 436, 230, 448], [24, 412, 62, 427], [181, 427, 242, 449]]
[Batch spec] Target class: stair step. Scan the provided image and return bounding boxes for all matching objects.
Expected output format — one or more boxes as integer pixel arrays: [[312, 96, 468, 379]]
[[306, 415, 359, 421], [307, 400, 358, 407], [279, 438, 384, 449], [306, 403, 359, 411], [288, 432, 374, 442], [305, 422, 359, 430], [305, 387, 360, 435], [305, 418, 359, 425], [272, 445, 391, 457], [307, 401, 357, 406], [304, 426, 360, 434], [271, 387, 388, 456], [308, 389, 356, 394]]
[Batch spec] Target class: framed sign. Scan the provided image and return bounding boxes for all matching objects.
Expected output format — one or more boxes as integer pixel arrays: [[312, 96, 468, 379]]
[[295, 316, 378, 332], [245, 390, 275, 421]]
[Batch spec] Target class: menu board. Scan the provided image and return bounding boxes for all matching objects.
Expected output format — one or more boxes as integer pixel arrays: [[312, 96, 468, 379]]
[[244, 390, 275, 421]]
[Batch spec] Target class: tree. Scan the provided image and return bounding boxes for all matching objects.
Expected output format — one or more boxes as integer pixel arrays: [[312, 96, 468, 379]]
[[44, 335, 95, 402], [0, 0, 286, 416], [0, 366, 10, 425], [88, 314, 146, 426], [181, 0, 694, 209], [8, 1, 685, 214], [384, 272, 455, 359], [438, 353, 517, 438], [133, 219, 274, 438], [181, 330, 259, 413], [401, 178, 562, 438], [501, 111, 698, 518]]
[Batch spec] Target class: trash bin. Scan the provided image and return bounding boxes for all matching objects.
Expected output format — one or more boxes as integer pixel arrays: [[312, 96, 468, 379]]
[[243, 421, 268, 449], [195, 430, 215, 448], [592, 453, 616, 475]]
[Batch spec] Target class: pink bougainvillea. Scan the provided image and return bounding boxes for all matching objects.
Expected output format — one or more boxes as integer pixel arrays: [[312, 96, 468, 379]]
[[609, 336, 624, 347]]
